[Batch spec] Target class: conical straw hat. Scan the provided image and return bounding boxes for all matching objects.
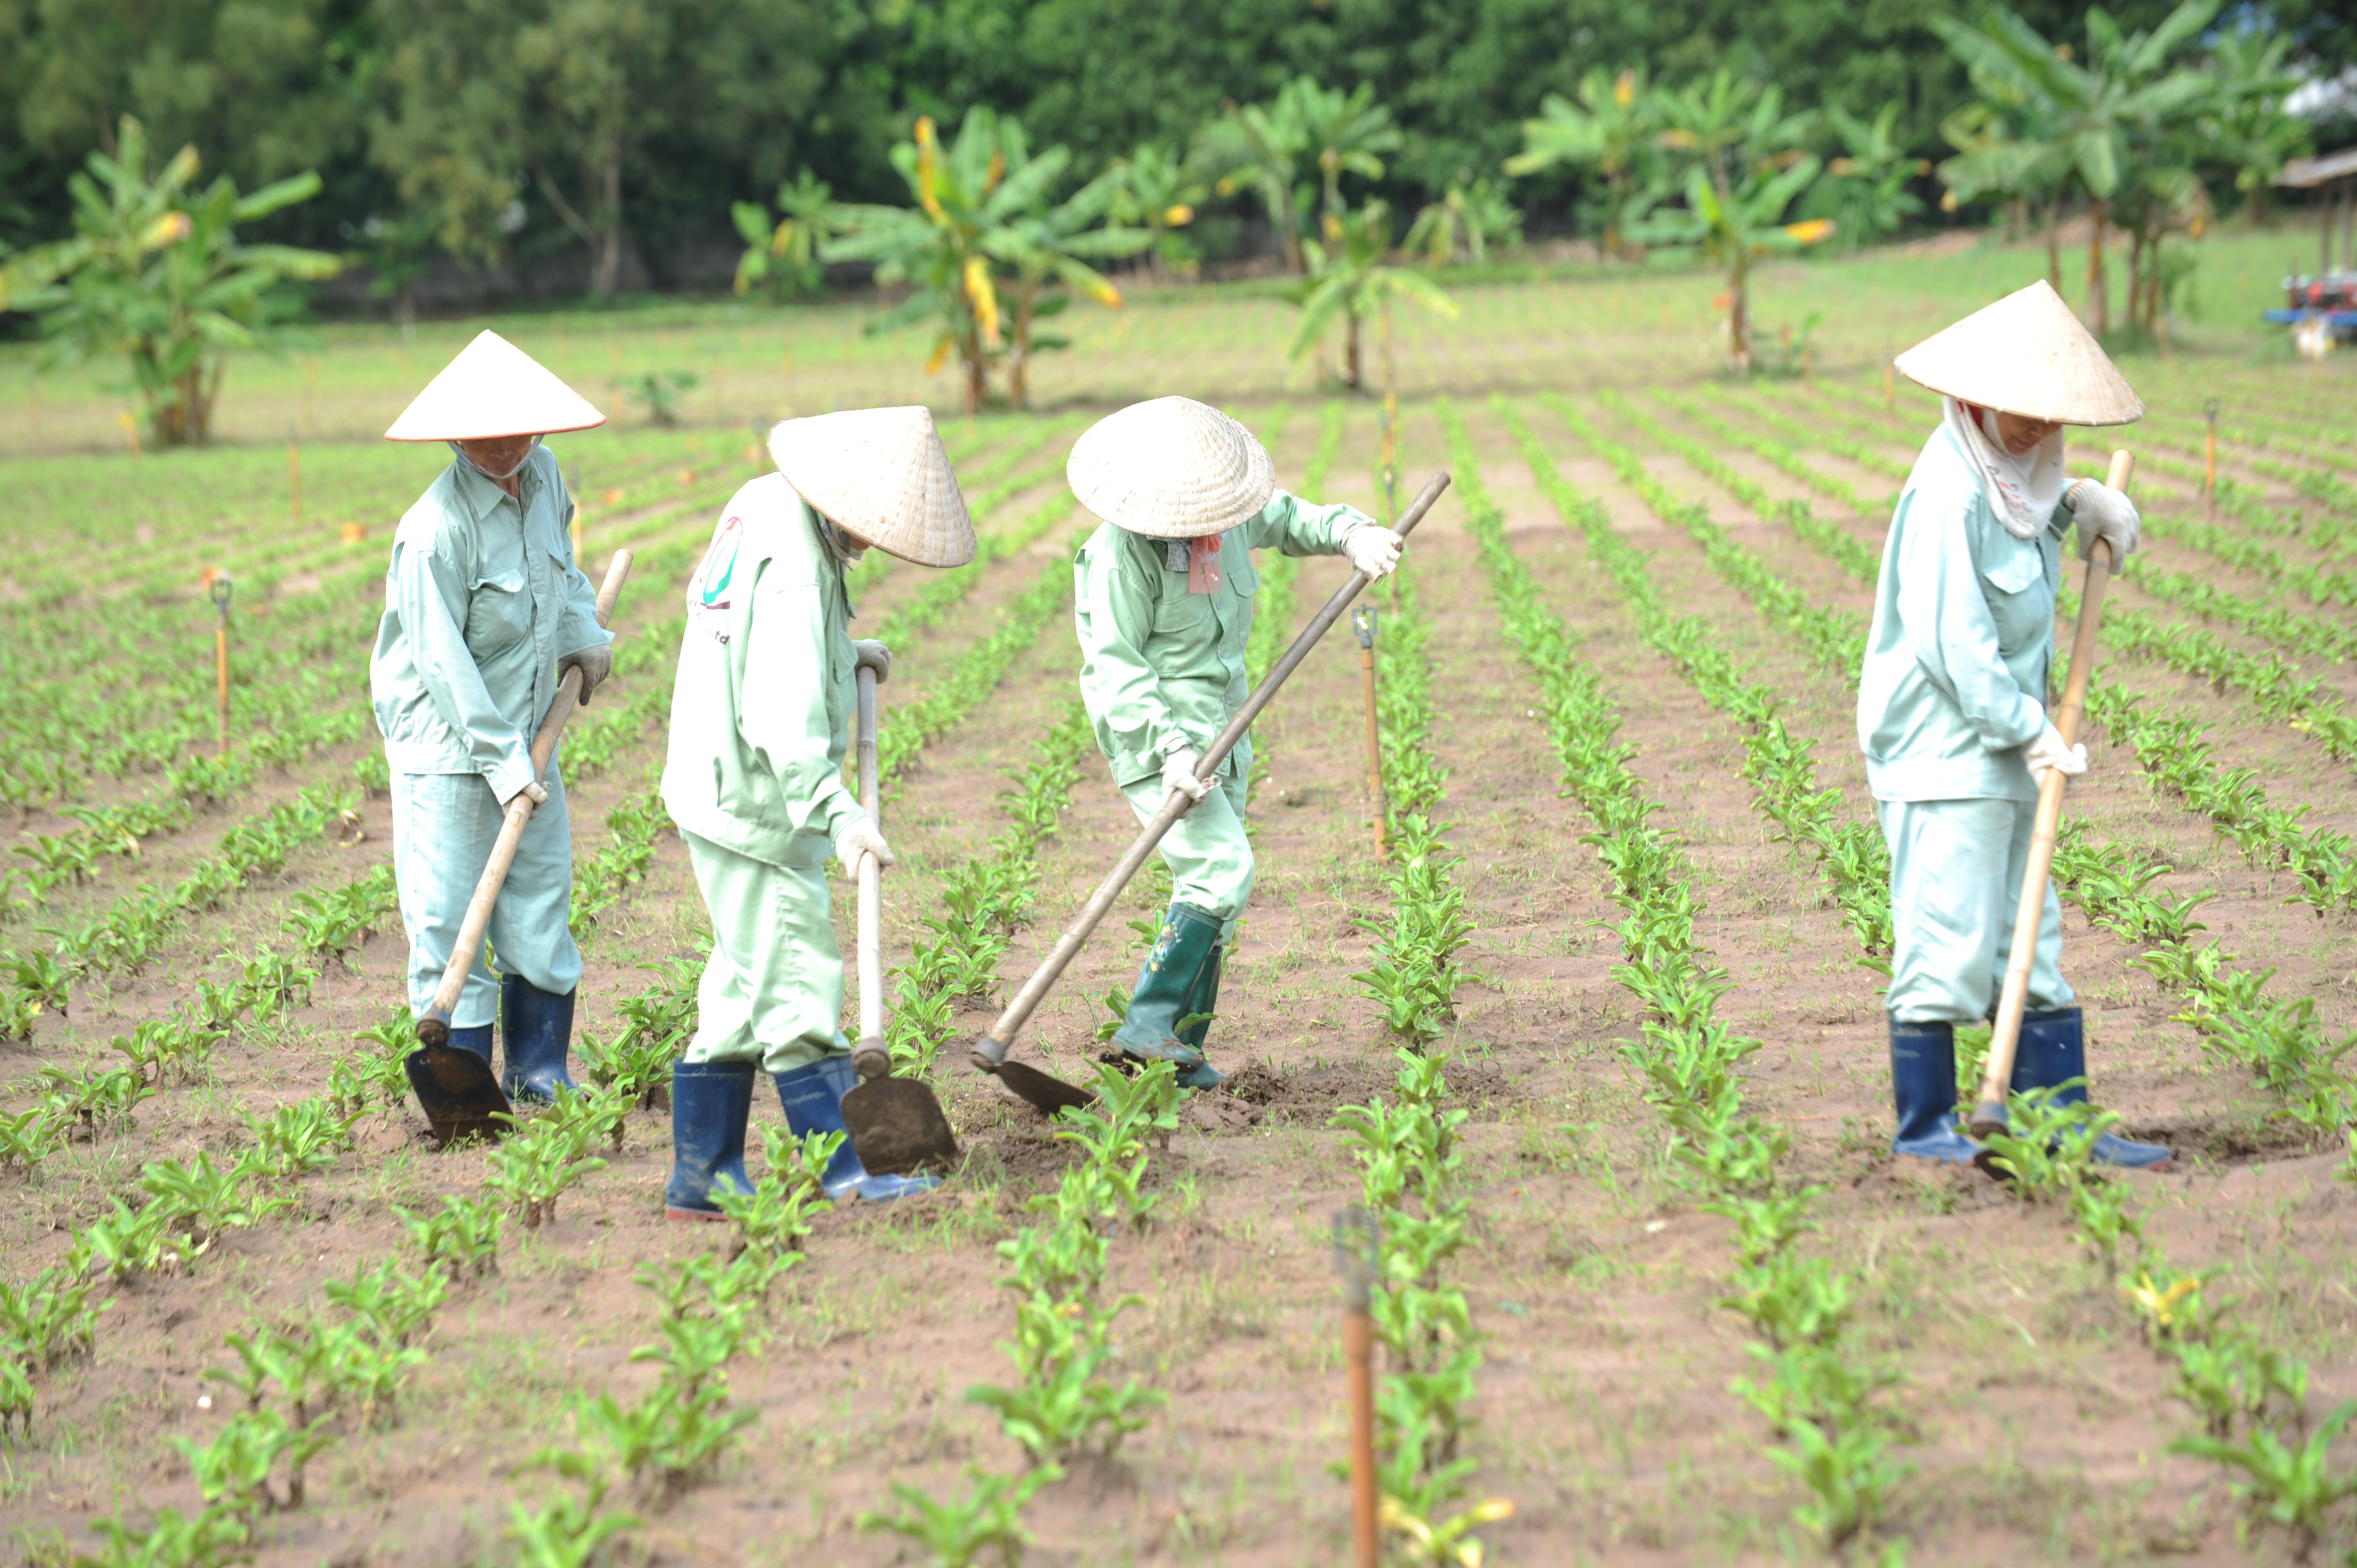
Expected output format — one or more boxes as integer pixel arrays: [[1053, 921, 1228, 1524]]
[[383, 329, 606, 441], [1066, 396, 1275, 540], [1893, 280, 2143, 425], [768, 407, 977, 568]]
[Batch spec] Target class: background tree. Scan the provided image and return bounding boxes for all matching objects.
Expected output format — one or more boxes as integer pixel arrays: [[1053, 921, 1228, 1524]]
[[1630, 76, 1830, 370], [1107, 143, 1206, 282], [987, 165, 1148, 408], [1286, 200, 1457, 390], [1932, 1, 2221, 336], [2200, 29, 2311, 223], [733, 171, 852, 299], [1200, 86, 1310, 274], [1292, 79, 1400, 224], [1, 117, 339, 445], [1799, 105, 1929, 249], [1403, 176, 1523, 265], [1504, 68, 1663, 260]]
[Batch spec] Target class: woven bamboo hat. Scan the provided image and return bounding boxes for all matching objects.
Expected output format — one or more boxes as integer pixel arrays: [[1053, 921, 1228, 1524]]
[[768, 406, 977, 568], [1067, 396, 1275, 539], [1894, 280, 2143, 425], [384, 329, 606, 441]]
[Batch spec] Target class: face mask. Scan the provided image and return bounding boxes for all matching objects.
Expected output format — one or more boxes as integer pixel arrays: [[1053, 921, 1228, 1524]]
[[820, 515, 866, 565], [448, 435, 542, 481]]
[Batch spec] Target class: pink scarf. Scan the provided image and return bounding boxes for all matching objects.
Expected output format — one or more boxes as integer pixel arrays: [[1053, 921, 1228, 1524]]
[[1189, 534, 1223, 594]]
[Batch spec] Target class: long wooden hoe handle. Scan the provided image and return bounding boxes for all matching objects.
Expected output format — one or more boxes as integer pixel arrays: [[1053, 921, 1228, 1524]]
[[1969, 451, 2132, 1136], [851, 655, 889, 1079], [415, 550, 634, 1046], [969, 470, 1453, 1075]]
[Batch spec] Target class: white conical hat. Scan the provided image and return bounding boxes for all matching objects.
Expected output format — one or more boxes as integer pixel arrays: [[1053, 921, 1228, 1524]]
[[1894, 280, 2143, 426], [383, 329, 606, 441], [1066, 396, 1275, 540], [768, 407, 977, 568]]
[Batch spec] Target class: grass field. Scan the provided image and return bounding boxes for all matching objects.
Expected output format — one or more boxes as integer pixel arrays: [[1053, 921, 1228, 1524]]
[[5, 219, 2357, 1566]]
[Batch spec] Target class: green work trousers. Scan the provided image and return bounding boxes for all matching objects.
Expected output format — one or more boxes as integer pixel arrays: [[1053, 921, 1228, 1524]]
[[680, 827, 849, 1074], [1879, 796, 2073, 1024], [1119, 750, 1254, 938]]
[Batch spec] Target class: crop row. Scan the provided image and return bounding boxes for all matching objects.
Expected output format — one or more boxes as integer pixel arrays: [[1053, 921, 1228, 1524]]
[[1449, 413, 1908, 1550]]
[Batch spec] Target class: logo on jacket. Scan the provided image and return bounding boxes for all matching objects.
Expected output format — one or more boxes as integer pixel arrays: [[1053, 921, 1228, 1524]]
[[689, 515, 744, 643]]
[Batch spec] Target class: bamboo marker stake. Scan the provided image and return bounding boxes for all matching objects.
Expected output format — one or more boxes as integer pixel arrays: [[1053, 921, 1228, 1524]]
[[1355, 606, 1386, 858], [286, 428, 303, 525], [208, 572, 235, 756], [568, 465, 587, 559], [1334, 1209, 1381, 1568], [1883, 356, 1896, 412], [2203, 398, 2220, 523]]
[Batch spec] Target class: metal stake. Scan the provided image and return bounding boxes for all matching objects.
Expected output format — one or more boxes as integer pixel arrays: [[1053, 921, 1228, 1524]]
[[2203, 398, 2220, 523], [1354, 605, 1385, 858], [209, 572, 234, 756], [1334, 1208, 1381, 1568]]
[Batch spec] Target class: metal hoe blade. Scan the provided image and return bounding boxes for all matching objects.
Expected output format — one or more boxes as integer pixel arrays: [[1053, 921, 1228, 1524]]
[[840, 1077, 961, 1176], [403, 1043, 513, 1148], [989, 1057, 1097, 1116]]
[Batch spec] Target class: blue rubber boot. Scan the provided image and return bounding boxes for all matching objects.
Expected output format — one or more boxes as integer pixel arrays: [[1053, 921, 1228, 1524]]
[[775, 1057, 939, 1203], [1113, 903, 1223, 1072], [1890, 1018, 1982, 1163], [665, 1061, 756, 1221], [2013, 1007, 2173, 1168], [1172, 944, 1225, 1091], [500, 976, 578, 1103], [446, 1023, 495, 1066]]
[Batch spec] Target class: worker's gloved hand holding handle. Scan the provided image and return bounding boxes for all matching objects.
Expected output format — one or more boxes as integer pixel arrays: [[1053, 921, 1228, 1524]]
[[500, 778, 550, 809], [835, 816, 894, 873], [558, 643, 612, 705], [1344, 524, 1402, 580], [2025, 723, 2087, 787], [1162, 746, 1213, 806], [2066, 479, 2139, 571]]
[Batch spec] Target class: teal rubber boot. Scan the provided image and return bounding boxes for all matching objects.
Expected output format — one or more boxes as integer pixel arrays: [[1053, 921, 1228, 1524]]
[[1172, 943, 1225, 1090], [1112, 903, 1223, 1071]]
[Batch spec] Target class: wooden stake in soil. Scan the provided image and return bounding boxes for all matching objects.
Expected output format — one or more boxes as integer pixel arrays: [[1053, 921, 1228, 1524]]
[[208, 572, 233, 756], [1334, 1208, 1381, 1568], [1970, 449, 2134, 1139], [1355, 605, 1386, 858], [2203, 399, 2219, 523], [286, 429, 303, 525]]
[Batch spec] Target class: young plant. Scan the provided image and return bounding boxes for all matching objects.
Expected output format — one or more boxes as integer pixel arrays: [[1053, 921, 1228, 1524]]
[[858, 1464, 1056, 1567]]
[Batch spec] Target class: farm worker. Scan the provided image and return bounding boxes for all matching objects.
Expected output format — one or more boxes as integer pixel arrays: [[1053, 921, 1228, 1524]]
[[1066, 396, 1400, 1090], [660, 408, 977, 1218], [371, 330, 613, 1103], [1860, 280, 2168, 1168]]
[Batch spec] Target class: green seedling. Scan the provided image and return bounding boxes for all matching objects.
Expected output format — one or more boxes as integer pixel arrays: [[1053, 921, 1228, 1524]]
[[243, 1096, 362, 1178], [1976, 1083, 2110, 1200], [324, 1260, 449, 1350], [397, 1194, 505, 1280], [858, 1463, 1057, 1567], [0, 1265, 105, 1368], [485, 1106, 610, 1229], [176, 1406, 333, 1516], [139, 1152, 291, 1250], [2171, 1400, 2357, 1564], [73, 1503, 252, 1568]]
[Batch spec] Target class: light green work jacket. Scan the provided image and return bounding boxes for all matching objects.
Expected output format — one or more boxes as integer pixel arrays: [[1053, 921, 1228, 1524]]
[[370, 447, 612, 801], [1074, 490, 1372, 788], [662, 475, 863, 870], [1857, 420, 2072, 804]]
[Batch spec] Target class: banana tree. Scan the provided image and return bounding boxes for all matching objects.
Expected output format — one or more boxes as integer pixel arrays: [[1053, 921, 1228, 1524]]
[[1107, 143, 1207, 281], [825, 110, 1064, 412], [1201, 87, 1310, 273], [986, 168, 1150, 409], [1403, 177, 1523, 265], [1291, 79, 1401, 221], [1931, 0, 2221, 334], [1629, 157, 1830, 372], [1503, 67, 1663, 259], [1799, 105, 1928, 249], [1, 116, 339, 447], [732, 170, 852, 299], [1286, 201, 1459, 391]]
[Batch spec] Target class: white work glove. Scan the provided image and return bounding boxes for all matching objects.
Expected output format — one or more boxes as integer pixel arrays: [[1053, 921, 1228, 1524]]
[[2025, 723, 2088, 787], [2066, 481, 2140, 570], [558, 642, 613, 706], [851, 639, 891, 682], [501, 779, 550, 809], [1161, 747, 1213, 806], [833, 817, 894, 871], [1343, 525, 1403, 581]]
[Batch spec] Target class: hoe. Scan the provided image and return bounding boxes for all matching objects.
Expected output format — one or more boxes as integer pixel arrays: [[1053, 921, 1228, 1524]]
[[969, 471, 1453, 1115]]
